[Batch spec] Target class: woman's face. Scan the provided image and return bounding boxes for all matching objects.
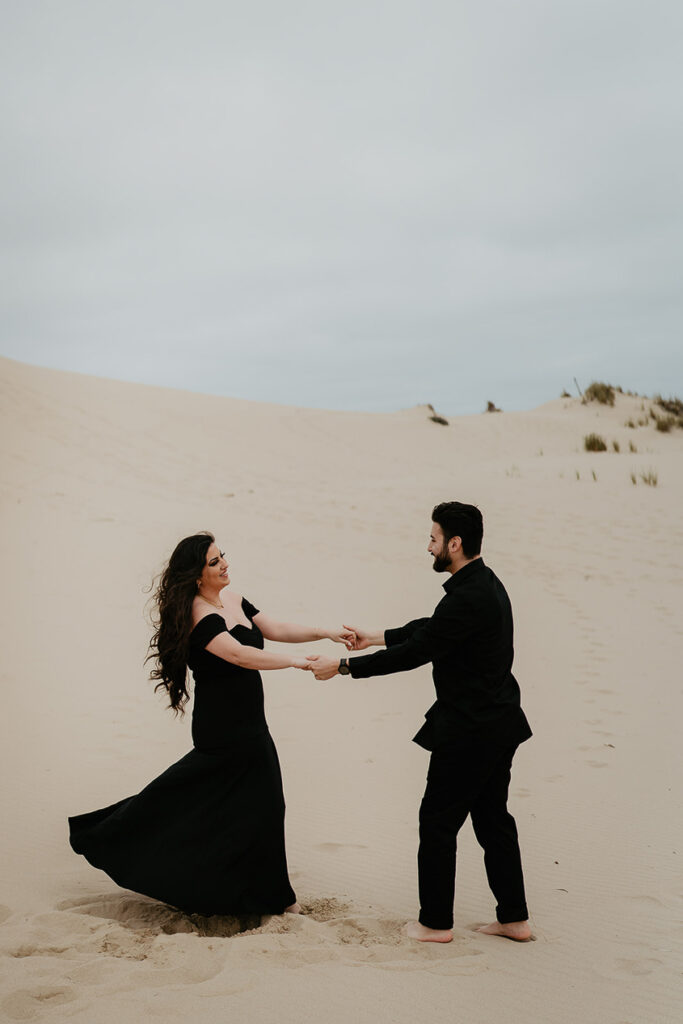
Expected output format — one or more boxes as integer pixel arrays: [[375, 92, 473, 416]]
[[199, 542, 229, 591]]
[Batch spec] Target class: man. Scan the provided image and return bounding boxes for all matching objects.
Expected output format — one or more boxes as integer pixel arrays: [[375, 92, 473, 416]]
[[310, 501, 532, 943]]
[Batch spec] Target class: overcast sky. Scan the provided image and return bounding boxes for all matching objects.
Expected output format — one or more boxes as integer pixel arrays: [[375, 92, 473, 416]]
[[2, 0, 682, 414]]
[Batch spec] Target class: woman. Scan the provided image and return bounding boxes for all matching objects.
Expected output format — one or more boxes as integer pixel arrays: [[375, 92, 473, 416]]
[[68, 531, 354, 918]]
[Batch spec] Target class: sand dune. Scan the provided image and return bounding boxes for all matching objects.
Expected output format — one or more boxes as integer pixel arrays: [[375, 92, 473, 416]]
[[1, 356, 682, 1023]]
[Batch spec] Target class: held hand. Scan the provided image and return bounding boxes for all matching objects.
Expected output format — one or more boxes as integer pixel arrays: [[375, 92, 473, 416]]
[[293, 657, 314, 670], [343, 624, 373, 651], [307, 655, 341, 681], [329, 626, 357, 650]]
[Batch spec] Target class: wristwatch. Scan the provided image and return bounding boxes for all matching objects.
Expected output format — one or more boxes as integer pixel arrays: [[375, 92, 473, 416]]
[[338, 658, 351, 675]]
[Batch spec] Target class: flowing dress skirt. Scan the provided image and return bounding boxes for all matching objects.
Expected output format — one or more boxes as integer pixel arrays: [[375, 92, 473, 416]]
[[68, 731, 296, 916]]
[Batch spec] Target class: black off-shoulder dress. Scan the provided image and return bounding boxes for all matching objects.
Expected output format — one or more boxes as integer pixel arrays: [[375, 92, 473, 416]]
[[68, 598, 296, 916]]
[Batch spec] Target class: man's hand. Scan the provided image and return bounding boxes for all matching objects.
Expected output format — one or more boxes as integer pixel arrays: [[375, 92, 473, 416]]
[[292, 657, 314, 670], [343, 625, 382, 650], [307, 655, 341, 680]]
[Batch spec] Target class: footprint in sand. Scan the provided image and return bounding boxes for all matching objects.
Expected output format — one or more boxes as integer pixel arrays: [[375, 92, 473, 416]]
[[301, 897, 350, 921], [58, 892, 258, 939], [10, 943, 71, 959], [314, 843, 368, 853], [323, 917, 487, 973], [631, 894, 666, 907], [333, 917, 397, 943], [616, 957, 663, 976], [1, 986, 76, 1021]]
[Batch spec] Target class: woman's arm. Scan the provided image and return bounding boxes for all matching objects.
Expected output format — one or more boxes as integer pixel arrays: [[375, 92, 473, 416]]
[[205, 631, 311, 670], [252, 613, 355, 649]]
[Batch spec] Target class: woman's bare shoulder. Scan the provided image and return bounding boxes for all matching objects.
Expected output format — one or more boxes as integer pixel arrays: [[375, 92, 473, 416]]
[[191, 597, 229, 630]]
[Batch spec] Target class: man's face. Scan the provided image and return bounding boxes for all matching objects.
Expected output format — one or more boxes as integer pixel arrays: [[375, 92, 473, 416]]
[[428, 522, 452, 573]]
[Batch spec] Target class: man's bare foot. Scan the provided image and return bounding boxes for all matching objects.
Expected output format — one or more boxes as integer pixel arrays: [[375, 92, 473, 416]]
[[476, 920, 532, 942], [284, 902, 301, 914], [403, 920, 453, 943]]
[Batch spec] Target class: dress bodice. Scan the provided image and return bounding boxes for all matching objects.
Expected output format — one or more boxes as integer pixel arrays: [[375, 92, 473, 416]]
[[187, 598, 267, 750]]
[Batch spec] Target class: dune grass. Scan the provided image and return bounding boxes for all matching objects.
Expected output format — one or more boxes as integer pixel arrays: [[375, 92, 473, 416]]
[[583, 381, 616, 406], [584, 433, 607, 452]]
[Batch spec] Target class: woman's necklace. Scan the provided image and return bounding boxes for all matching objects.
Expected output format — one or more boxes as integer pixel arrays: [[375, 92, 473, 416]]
[[198, 593, 223, 610]]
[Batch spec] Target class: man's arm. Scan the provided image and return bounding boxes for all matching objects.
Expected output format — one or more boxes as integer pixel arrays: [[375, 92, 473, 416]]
[[311, 602, 470, 680], [384, 617, 431, 648], [344, 618, 431, 651]]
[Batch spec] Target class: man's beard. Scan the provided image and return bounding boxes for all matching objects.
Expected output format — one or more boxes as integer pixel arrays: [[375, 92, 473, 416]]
[[432, 547, 452, 573]]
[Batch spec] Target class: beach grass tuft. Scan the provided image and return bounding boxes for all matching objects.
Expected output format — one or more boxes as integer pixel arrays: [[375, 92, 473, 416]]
[[654, 413, 676, 433], [584, 433, 607, 452], [653, 394, 683, 423], [583, 381, 616, 406]]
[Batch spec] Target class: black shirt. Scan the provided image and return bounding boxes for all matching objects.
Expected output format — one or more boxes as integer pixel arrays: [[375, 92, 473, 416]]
[[349, 559, 532, 750]]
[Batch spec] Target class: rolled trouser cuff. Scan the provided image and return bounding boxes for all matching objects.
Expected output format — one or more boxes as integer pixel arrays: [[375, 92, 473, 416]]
[[496, 903, 528, 924]]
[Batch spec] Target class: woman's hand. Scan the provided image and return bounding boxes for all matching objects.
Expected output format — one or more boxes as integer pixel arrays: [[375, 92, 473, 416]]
[[292, 657, 314, 670], [328, 626, 358, 650]]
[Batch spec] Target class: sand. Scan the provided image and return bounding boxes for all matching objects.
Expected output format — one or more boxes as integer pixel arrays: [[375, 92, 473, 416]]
[[0, 355, 681, 1024]]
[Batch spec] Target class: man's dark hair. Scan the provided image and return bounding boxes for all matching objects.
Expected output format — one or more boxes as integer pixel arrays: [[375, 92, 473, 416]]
[[431, 502, 483, 559]]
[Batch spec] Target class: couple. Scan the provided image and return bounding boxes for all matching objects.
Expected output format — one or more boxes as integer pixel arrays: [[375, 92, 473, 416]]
[[69, 501, 532, 943]]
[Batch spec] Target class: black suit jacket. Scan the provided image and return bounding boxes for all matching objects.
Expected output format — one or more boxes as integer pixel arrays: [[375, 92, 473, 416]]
[[349, 558, 532, 751]]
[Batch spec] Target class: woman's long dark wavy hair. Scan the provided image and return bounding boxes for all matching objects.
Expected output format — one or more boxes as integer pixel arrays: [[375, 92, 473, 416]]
[[147, 532, 215, 714]]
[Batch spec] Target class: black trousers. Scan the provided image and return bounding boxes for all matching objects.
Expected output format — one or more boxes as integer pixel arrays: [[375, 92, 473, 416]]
[[417, 740, 528, 930]]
